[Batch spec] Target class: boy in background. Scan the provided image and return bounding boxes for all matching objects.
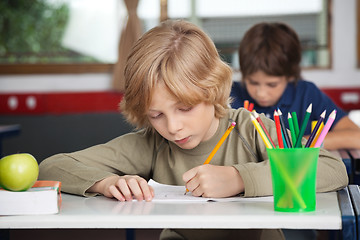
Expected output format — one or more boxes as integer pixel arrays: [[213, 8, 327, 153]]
[[231, 22, 360, 150], [40, 20, 348, 240]]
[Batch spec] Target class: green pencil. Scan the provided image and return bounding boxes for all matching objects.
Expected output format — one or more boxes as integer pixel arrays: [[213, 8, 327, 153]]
[[287, 112, 297, 146], [294, 104, 312, 148], [291, 112, 300, 138]]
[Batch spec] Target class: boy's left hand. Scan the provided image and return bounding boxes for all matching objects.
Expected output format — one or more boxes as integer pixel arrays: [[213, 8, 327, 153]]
[[182, 165, 244, 198]]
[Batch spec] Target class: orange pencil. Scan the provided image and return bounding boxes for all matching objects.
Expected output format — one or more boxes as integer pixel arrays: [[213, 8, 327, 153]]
[[203, 121, 236, 164], [185, 121, 237, 194], [244, 100, 249, 110]]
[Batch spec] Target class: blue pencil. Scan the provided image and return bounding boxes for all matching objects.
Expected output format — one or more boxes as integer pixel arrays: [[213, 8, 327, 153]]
[[305, 110, 326, 148]]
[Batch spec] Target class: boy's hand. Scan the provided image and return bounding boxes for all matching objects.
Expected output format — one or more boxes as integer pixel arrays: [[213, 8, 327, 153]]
[[183, 165, 244, 198], [88, 175, 154, 202]]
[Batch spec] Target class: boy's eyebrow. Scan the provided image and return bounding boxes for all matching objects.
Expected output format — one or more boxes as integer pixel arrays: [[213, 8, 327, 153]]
[[248, 77, 280, 84], [247, 78, 257, 83], [148, 100, 185, 111]]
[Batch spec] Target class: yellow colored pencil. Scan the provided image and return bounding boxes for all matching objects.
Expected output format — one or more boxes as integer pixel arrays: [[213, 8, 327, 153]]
[[250, 113, 273, 149], [185, 121, 237, 194], [203, 121, 236, 164], [310, 123, 324, 148]]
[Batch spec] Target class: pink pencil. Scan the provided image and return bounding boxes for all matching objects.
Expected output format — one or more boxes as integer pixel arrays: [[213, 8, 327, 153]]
[[314, 110, 336, 148]]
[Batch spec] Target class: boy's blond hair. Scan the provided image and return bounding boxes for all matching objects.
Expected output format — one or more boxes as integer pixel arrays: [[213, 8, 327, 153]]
[[120, 20, 233, 129]]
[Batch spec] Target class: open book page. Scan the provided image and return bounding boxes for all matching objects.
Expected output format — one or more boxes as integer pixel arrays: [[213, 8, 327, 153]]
[[148, 179, 272, 202]]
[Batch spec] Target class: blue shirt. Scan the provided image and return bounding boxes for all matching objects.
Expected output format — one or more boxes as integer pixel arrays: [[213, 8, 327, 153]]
[[230, 80, 347, 135]]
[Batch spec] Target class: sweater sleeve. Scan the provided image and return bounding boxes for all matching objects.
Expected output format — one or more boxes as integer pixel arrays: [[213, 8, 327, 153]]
[[39, 131, 157, 196]]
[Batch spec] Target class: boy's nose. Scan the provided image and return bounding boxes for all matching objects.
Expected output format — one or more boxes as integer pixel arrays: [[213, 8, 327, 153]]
[[256, 86, 267, 98], [167, 118, 182, 134]]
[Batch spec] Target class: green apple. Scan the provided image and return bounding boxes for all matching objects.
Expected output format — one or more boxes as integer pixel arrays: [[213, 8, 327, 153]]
[[0, 153, 39, 191]]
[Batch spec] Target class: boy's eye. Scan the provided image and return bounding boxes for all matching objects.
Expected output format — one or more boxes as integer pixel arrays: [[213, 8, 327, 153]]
[[179, 106, 192, 112], [247, 80, 258, 86], [149, 113, 162, 119], [268, 83, 278, 88]]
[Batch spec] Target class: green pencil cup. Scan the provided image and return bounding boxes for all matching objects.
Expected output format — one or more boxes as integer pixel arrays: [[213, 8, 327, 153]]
[[267, 147, 319, 212]]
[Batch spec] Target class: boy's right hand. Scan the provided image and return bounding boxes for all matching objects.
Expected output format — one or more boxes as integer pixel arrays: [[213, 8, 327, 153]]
[[88, 175, 154, 202]]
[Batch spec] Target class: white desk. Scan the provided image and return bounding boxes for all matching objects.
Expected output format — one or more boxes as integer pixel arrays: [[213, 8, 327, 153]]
[[0, 192, 342, 230]]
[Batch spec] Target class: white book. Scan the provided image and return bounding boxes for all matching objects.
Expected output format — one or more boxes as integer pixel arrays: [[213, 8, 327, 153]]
[[0, 181, 61, 215]]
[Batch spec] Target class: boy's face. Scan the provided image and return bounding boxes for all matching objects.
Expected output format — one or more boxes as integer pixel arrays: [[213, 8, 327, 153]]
[[147, 84, 219, 150], [244, 71, 288, 107]]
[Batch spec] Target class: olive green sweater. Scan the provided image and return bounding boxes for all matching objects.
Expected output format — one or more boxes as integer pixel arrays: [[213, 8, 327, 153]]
[[39, 108, 347, 196]]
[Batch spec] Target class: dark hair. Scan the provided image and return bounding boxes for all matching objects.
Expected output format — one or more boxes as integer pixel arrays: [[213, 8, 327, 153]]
[[239, 22, 302, 82]]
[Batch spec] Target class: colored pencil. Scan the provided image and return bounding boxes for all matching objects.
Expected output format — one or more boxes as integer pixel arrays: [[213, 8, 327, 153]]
[[287, 112, 297, 145], [204, 121, 237, 164], [311, 121, 317, 132], [274, 110, 284, 148], [305, 110, 326, 148], [185, 121, 237, 194], [314, 110, 336, 148], [281, 131, 288, 148], [294, 103, 312, 148], [310, 123, 324, 148], [250, 113, 273, 149], [252, 110, 276, 148], [244, 100, 249, 110], [291, 112, 300, 138], [277, 109, 292, 148], [248, 103, 254, 112]]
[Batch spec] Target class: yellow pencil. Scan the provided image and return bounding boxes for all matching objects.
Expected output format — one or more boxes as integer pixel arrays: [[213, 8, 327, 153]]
[[310, 122, 324, 148], [185, 121, 236, 194], [203, 121, 236, 164], [250, 113, 273, 149]]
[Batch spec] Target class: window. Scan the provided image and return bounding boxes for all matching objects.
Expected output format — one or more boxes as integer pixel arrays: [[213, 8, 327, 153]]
[[0, 0, 332, 74], [0, 0, 123, 73], [165, 0, 332, 70]]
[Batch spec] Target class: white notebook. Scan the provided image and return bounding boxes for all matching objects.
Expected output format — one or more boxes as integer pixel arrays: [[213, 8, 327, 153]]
[[148, 179, 272, 202]]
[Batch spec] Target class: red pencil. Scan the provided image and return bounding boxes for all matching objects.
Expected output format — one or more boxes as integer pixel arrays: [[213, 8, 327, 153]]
[[248, 103, 254, 112], [274, 110, 284, 148], [252, 110, 276, 148]]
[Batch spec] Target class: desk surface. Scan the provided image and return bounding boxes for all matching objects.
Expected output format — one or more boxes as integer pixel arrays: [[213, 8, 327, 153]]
[[0, 192, 342, 230]]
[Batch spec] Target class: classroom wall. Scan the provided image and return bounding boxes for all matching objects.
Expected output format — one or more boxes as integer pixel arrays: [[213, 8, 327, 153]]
[[0, 113, 134, 162]]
